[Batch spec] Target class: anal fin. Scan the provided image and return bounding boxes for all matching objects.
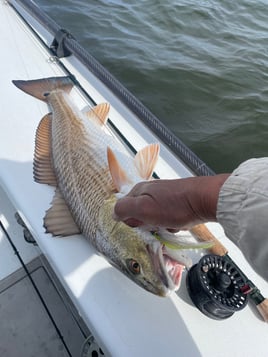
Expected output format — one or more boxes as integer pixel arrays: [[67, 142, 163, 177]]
[[44, 188, 81, 237], [34, 113, 57, 185]]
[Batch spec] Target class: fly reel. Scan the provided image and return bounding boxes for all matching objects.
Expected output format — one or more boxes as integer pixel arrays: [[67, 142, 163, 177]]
[[186, 254, 249, 320]]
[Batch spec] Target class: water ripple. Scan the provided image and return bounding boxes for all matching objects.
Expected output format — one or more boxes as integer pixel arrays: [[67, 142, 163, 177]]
[[36, 0, 268, 172]]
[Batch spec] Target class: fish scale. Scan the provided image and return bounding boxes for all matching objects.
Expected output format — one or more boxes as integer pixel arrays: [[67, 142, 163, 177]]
[[48, 91, 115, 240]]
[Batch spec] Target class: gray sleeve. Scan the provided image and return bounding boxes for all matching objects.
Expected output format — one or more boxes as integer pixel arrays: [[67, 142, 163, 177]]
[[216, 158, 268, 281]]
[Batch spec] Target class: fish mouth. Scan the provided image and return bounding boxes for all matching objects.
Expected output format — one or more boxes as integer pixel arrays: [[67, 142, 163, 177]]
[[147, 242, 192, 294], [162, 247, 185, 288]]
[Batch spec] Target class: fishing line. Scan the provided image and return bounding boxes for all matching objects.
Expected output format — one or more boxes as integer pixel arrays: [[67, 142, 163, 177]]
[[0, 219, 73, 357]]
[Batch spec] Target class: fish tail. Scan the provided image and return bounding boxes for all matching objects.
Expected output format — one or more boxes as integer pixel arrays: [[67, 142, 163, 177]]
[[12, 76, 75, 101]]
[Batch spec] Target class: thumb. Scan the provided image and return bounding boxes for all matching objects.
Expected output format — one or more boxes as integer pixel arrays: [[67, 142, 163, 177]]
[[113, 196, 146, 223], [113, 196, 138, 221]]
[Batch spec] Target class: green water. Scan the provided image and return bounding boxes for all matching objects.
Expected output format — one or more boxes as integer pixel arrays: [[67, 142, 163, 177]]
[[36, 0, 268, 173]]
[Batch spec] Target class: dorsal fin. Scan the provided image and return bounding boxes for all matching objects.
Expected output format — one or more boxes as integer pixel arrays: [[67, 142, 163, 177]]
[[44, 188, 81, 237], [107, 147, 130, 192], [134, 143, 160, 180], [85, 103, 110, 126], [34, 113, 57, 186]]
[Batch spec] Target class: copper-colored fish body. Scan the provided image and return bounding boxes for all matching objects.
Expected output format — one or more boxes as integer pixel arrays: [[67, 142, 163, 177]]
[[12, 76, 197, 296], [47, 90, 114, 240]]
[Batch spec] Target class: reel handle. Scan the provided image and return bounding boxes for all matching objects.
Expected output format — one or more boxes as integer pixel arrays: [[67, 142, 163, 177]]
[[190, 224, 228, 256]]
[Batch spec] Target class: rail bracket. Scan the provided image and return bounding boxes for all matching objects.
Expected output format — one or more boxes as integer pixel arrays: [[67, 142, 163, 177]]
[[50, 28, 74, 58]]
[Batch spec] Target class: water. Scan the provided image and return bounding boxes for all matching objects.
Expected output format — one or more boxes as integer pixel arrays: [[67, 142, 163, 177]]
[[36, 0, 268, 173]]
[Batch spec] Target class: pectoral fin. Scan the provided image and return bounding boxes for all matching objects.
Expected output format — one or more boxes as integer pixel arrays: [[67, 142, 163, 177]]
[[34, 114, 57, 186], [44, 189, 81, 236], [134, 143, 160, 180], [107, 147, 130, 192], [85, 103, 110, 126]]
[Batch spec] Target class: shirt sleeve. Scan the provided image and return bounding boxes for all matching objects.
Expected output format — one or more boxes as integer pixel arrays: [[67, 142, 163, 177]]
[[216, 158, 268, 281]]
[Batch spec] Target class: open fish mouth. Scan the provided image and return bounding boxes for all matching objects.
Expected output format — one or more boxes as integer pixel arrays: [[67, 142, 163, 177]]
[[147, 242, 192, 294], [162, 247, 185, 288]]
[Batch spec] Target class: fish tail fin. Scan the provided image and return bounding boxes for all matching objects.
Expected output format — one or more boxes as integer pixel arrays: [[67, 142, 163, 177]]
[[12, 76, 74, 101]]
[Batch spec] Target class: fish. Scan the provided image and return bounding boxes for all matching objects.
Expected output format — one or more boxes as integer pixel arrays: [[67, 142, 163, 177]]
[[12, 76, 207, 296]]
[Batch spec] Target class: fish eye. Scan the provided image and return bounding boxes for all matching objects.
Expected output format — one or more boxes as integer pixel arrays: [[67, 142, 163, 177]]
[[126, 259, 140, 275]]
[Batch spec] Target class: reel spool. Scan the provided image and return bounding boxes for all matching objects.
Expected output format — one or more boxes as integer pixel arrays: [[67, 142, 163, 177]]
[[186, 254, 249, 320]]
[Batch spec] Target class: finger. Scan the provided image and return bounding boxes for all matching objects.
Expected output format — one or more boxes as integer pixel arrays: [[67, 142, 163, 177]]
[[124, 181, 151, 198], [114, 195, 152, 222], [167, 228, 180, 233], [124, 218, 144, 227], [114, 196, 139, 221]]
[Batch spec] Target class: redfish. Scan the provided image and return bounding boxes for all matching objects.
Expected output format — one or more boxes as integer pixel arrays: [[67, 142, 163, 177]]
[[13, 76, 203, 296]]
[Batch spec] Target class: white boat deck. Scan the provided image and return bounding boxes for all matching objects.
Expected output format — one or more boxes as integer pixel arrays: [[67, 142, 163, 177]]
[[0, 1, 267, 356], [0, 186, 93, 357]]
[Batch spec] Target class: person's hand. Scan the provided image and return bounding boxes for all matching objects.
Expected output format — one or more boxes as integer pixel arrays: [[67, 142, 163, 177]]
[[114, 175, 229, 230]]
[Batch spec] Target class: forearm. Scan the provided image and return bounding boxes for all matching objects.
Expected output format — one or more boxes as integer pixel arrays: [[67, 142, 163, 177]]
[[166, 174, 230, 229], [186, 174, 230, 223]]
